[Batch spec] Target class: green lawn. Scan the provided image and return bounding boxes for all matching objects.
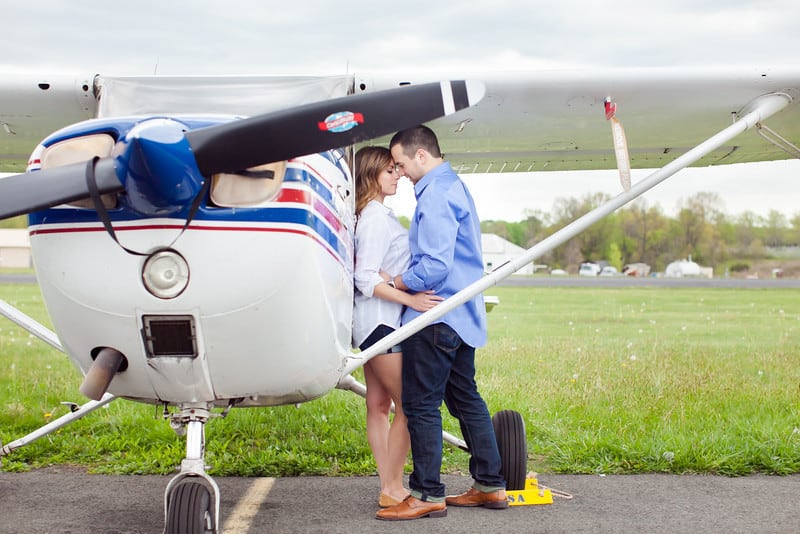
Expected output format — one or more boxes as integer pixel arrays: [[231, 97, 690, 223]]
[[1, 283, 799, 477]]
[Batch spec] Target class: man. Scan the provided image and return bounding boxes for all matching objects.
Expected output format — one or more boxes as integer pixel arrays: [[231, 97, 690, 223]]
[[376, 125, 507, 521]]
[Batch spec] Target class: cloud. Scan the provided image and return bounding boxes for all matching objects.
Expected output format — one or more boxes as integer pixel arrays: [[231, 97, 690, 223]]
[[4, 1, 798, 75]]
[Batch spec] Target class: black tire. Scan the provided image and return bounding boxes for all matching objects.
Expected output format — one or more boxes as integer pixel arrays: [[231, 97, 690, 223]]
[[492, 410, 527, 490], [165, 479, 213, 534]]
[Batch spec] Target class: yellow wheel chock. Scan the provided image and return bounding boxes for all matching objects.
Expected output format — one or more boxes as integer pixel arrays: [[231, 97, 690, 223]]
[[506, 474, 572, 506]]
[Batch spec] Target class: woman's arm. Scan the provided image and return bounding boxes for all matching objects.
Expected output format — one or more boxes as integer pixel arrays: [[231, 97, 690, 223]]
[[372, 281, 443, 312]]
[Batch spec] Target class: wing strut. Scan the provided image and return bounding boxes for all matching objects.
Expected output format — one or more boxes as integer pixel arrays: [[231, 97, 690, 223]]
[[0, 298, 118, 462], [1, 394, 116, 462], [340, 91, 794, 377], [756, 123, 800, 158], [0, 298, 62, 351]]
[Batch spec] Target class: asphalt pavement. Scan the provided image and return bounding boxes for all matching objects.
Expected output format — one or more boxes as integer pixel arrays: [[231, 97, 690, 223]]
[[1, 468, 799, 533]]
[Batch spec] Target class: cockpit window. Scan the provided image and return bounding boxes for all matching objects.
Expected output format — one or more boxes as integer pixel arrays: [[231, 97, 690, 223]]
[[210, 161, 286, 207], [41, 134, 118, 209], [41, 133, 115, 169]]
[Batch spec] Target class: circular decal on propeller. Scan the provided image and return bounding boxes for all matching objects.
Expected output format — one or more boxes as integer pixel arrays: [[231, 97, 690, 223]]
[[318, 111, 364, 133]]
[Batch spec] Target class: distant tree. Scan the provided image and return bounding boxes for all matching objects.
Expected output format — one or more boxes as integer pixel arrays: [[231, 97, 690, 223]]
[[480, 220, 509, 240], [478, 189, 797, 273], [619, 199, 669, 266], [788, 213, 800, 246], [745, 238, 766, 258], [763, 209, 788, 247], [674, 192, 723, 263], [505, 221, 527, 247], [606, 242, 623, 271], [570, 193, 614, 260], [519, 213, 547, 248], [727, 211, 762, 257], [562, 239, 583, 270]]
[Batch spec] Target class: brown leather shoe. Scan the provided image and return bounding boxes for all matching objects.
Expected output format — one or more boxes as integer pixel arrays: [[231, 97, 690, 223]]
[[445, 487, 508, 509], [376, 496, 447, 521]]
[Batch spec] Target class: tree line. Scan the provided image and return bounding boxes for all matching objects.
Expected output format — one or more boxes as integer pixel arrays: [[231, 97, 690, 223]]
[[5, 192, 798, 274], [478, 192, 800, 272]]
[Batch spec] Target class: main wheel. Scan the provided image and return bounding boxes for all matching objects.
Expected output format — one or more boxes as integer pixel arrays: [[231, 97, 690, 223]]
[[166, 479, 213, 534], [492, 410, 527, 490]]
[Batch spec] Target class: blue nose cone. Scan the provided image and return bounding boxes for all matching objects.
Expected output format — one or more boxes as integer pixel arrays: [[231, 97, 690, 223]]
[[117, 118, 205, 216]]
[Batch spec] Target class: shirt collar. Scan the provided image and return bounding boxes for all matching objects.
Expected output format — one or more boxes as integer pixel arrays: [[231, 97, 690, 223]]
[[414, 161, 451, 200], [366, 198, 392, 213]]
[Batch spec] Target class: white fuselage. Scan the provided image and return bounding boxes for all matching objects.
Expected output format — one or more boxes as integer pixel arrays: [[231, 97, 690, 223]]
[[29, 153, 355, 407]]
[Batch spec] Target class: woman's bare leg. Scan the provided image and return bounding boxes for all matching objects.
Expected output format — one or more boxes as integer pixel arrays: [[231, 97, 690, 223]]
[[366, 352, 410, 501]]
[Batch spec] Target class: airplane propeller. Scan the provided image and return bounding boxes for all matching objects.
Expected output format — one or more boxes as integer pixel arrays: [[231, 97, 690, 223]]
[[0, 80, 485, 221], [0, 158, 122, 220]]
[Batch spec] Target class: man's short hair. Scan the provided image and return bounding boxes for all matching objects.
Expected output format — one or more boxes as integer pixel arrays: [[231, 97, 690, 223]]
[[390, 125, 442, 159]]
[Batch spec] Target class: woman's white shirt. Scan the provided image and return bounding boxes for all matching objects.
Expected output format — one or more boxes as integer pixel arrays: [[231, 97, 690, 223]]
[[352, 200, 410, 347]]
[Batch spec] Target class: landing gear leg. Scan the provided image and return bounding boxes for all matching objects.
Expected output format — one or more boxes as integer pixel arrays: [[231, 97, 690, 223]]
[[163, 406, 220, 534]]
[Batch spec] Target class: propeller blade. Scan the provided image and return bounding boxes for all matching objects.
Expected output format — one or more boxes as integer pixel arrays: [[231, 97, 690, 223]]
[[186, 80, 485, 176], [0, 158, 123, 220], [0, 80, 484, 220]]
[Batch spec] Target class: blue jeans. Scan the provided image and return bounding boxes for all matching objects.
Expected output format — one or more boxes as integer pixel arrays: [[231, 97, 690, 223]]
[[401, 322, 505, 501]]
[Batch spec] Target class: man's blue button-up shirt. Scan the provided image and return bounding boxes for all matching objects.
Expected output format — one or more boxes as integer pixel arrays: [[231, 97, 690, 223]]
[[401, 161, 487, 348]]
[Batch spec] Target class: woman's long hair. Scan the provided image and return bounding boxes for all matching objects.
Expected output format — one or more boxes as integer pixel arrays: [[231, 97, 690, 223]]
[[355, 146, 393, 216]]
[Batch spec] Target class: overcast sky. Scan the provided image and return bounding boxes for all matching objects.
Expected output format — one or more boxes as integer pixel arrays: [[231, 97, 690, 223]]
[[3, 1, 799, 220]]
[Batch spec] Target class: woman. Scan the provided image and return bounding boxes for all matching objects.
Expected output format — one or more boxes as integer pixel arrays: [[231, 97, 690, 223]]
[[352, 146, 442, 508]]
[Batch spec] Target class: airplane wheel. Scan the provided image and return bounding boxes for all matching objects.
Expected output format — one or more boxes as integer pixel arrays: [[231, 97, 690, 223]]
[[166, 479, 213, 534], [492, 410, 527, 491]]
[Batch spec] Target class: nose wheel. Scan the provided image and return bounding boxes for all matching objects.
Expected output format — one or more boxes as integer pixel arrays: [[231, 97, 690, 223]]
[[163, 407, 220, 534], [166, 478, 216, 534]]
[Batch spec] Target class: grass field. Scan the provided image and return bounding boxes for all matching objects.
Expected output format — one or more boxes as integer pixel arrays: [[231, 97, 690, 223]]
[[1, 282, 799, 477]]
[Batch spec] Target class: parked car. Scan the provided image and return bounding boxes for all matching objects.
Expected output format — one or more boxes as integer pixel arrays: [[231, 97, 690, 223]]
[[579, 262, 600, 276], [623, 262, 651, 277], [600, 265, 620, 276]]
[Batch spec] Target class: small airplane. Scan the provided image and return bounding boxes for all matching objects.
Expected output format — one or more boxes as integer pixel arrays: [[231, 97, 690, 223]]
[[1, 66, 799, 533]]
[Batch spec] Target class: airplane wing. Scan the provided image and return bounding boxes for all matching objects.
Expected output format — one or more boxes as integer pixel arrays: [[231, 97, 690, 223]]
[[361, 66, 800, 173], [1, 67, 798, 174], [0, 73, 352, 172], [0, 74, 97, 172]]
